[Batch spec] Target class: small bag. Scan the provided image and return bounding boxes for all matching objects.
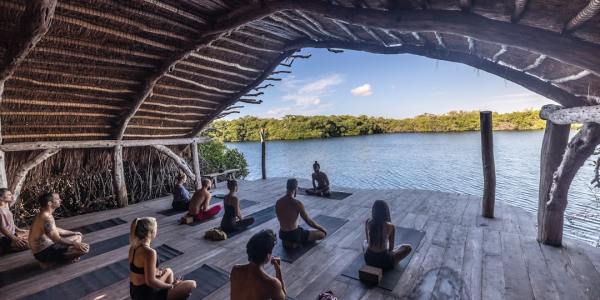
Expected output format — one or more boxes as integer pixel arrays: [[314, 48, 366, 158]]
[[204, 228, 227, 241], [318, 290, 338, 300]]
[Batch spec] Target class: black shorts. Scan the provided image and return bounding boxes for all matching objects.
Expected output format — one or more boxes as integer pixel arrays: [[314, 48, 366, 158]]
[[34, 244, 69, 263], [364, 249, 395, 270], [130, 282, 168, 300], [279, 227, 309, 244], [0, 236, 12, 254]]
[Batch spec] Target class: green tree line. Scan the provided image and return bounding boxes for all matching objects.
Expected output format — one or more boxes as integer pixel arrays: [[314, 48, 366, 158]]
[[207, 110, 547, 142]]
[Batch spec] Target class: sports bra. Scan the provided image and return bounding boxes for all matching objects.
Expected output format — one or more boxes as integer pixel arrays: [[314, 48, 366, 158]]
[[130, 246, 159, 275]]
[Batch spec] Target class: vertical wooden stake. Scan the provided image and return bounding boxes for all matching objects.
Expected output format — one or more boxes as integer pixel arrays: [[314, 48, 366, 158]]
[[0, 150, 7, 189], [112, 145, 128, 207], [537, 120, 570, 244], [191, 141, 202, 190], [480, 111, 496, 218], [260, 128, 266, 180]]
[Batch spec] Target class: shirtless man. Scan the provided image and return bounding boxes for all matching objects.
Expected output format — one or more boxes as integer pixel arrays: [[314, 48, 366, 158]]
[[0, 188, 29, 254], [231, 230, 286, 300], [28, 192, 89, 268], [276, 178, 327, 248], [182, 178, 221, 223], [306, 161, 331, 197]]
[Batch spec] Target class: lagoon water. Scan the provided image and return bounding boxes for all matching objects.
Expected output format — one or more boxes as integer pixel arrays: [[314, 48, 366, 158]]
[[227, 131, 600, 246]]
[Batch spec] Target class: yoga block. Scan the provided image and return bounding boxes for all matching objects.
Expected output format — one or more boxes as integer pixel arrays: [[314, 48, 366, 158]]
[[182, 216, 194, 224], [359, 265, 382, 285]]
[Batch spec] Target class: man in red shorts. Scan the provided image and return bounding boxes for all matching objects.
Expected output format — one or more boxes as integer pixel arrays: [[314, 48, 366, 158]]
[[182, 178, 222, 223]]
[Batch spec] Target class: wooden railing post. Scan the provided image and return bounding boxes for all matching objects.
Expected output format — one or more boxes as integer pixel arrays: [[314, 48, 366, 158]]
[[0, 150, 7, 189], [112, 145, 128, 207], [260, 128, 266, 180], [537, 120, 570, 245], [480, 111, 496, 218], [191, 141, 202, 190]]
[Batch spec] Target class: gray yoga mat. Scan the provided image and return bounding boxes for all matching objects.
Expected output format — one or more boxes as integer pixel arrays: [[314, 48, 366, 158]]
[[225, 205, 277, 238], [157, 208, 187, 216], [272, 215, 348, 263], [23, 244, 183, 300], [298, 187, 352, 200], [340, 226, 426, 291], [0, 233, 130, 288], [69, 217, 127, 234], [186, 264, 230, 299], [187, 199, 259, 227]]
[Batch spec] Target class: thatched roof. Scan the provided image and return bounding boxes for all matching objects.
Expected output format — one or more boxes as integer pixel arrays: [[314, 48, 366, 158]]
[[1, 0, 599, 144]]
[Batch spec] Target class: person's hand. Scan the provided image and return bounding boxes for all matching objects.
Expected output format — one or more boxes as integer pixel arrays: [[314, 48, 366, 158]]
[[156, 268, 166, 277], [74, 242, 89, 252], [270, 256, 281, 270], [15, 237, 27, 248], [319, 227, 328, 236], [173, 279, 182, 286]]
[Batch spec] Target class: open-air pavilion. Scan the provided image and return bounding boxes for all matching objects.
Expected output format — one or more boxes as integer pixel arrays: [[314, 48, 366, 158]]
[[1, 0, 600, 299]]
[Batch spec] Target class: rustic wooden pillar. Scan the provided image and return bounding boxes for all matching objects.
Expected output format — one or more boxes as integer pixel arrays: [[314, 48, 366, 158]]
[[152, 145, 196, 182], [190, 141, 202, 190], [0, 150, 7, 189], [260, 128, 266, 180], [537, 120, 570, 245], [10, 149, 59, 205], [112, 145, 128, 207], [480, 111, 496, 218]]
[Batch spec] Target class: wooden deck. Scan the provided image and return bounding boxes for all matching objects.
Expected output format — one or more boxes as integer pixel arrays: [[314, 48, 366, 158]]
[[2, 177, 600, 300]]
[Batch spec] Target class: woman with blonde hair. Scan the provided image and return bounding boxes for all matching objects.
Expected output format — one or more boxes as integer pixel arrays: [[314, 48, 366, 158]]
[[129, 217, 196, 300]]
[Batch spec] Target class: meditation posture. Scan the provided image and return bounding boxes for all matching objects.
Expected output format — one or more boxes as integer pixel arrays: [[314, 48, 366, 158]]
[[230, 230, 286, 300], [364, 200, 412, 270], [129, 217, 196, 300], [306, 161, 331, 197], [276, 178, 327, 248], [0, 188, 29, 254], [171, 173, 191, 211], [182, 178, 221, 223], [28, 192, 89, 267], [220, 180, 255, 233]]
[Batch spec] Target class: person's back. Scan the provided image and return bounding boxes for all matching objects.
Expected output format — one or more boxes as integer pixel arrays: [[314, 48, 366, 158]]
[[275, 195, 300, 232]]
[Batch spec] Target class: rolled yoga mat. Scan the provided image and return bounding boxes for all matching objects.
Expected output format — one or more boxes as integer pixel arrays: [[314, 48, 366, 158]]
[[69, 217, 127, 234], [340, 226, 426, 291], [0, 233, 131, 288], [187, 199, 259, 227], [272, 215, 348, 263], [23, 244, 184, 300], [298, 188, 352, 200]]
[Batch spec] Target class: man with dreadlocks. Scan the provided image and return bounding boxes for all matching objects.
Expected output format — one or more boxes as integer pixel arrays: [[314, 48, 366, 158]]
[[306, 161, 331, 197]]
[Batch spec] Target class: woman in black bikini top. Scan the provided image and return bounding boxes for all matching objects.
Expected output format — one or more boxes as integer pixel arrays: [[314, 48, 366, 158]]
[[220, 180, 255, 233], [128, 217, 196, 300]]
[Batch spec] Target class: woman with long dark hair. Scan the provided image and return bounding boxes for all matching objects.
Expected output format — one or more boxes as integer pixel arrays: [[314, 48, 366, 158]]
[[220, 180, 255, 233], [129, 217, 196, 300], [171, 173, 190, 211], [364, 200, 412, 270]]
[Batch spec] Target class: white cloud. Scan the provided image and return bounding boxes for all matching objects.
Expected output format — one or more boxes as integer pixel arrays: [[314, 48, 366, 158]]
[[281, 74, 344, 107], [351, 84, 373, 96]]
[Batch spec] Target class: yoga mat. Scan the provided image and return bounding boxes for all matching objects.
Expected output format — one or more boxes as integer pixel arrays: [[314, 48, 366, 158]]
[[298, 188, 352, 200], [226, 205, 277, 238], [69, 217, 127, 234], [273, 215, 348, 263], [188, 199, 259, 227], [186, 264, 230, 299], [157, 208, 187, 216], [24, 244, 183, 300], [340, 227, 426, 291], [0, 233, 131, 288]]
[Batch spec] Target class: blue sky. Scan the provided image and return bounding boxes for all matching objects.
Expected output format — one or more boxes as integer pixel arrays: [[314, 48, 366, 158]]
[[232, 49, 552, 119]]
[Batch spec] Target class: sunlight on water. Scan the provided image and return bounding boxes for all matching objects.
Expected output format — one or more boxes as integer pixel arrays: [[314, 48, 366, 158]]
[[228, 131, 600, 246]]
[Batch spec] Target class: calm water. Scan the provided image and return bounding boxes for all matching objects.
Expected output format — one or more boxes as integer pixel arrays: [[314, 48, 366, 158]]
[[227, 131, 600, 246]]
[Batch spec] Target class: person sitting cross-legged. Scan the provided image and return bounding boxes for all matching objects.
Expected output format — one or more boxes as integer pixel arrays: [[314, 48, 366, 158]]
[[28, 192, 89, 268], [305, 161, 331, 197], [181, 178, 222, 224], [231, 230, 286, 300], [220, 179, 254, 233], [276, 178, 327, 249], [0, 188, 29, 255], [171, 173, 191, 211]]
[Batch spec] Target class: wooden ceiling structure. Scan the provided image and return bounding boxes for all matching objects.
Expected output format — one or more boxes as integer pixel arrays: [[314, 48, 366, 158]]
[[0, 0, 599, 246]]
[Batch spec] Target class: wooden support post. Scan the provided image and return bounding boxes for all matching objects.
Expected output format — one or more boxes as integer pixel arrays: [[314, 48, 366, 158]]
[[152, 145, 196, 182], [480, 111, 496, 218], [260, 128, 266, 180], [191, 141, 202, 190], [112, 145, 128, 207], [537, 120, 571, 244], [0, 150, 7, 189], [10, 148, 59, 205]]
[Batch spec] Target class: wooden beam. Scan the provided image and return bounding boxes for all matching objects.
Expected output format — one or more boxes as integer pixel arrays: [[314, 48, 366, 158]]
[[152, 145, 196, 182], [260, 128, 267, 180], [480, 111, 496, 218], [543, 123, 600, 246], [540, 104, 600, 124], [512, 0, 529, 23], [550, 70, 591, 84], [537, 120, 571, 245], [190, 141, 202, 190], [112, 145, 128, 207], [0, 137, 209, 152], [564, 0, 600, 33], [0, 151, 8, 189], [10, 148, 60, 205], [284, 40, 587, 108]]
